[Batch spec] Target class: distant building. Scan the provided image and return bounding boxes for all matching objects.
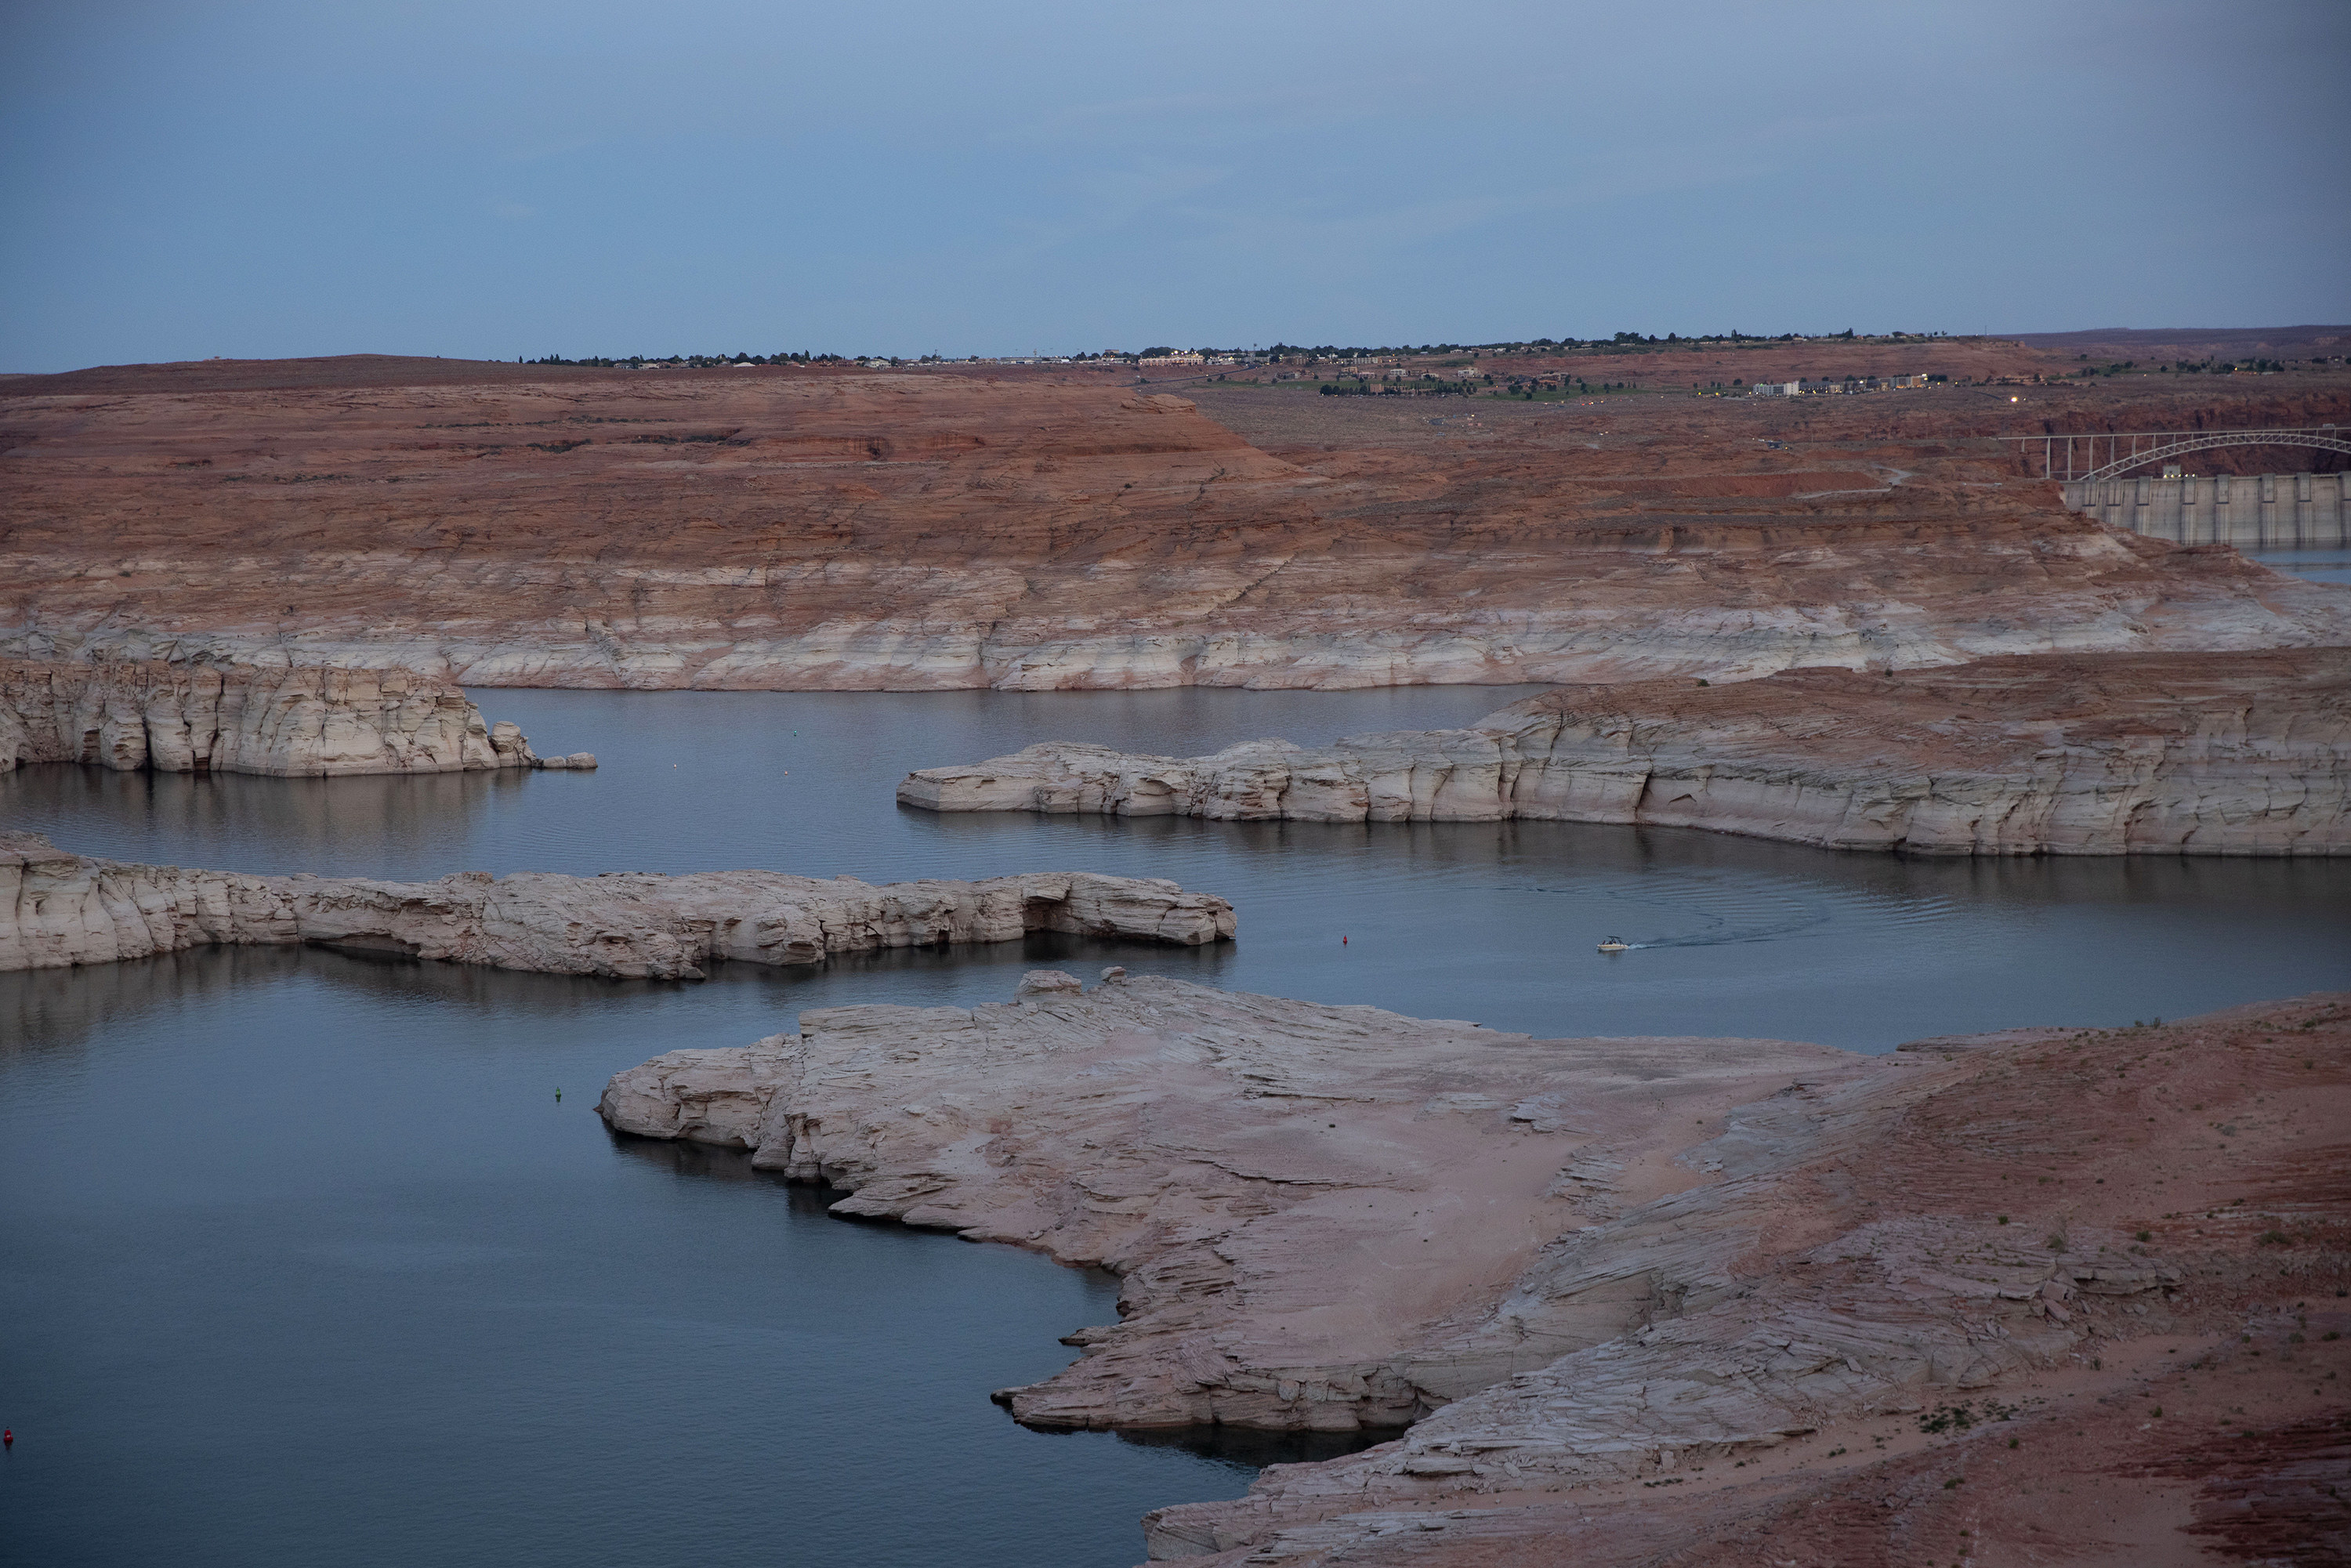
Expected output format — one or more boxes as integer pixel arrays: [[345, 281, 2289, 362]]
[[1750, 381, 1802, 397]]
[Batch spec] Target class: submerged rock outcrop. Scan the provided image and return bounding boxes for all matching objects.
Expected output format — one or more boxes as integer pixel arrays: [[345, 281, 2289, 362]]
[[601, 977, 2351, 1566], [0, 657, 590, 776], [900, 648, 2351, 855], [0, 833, 1231, 977]]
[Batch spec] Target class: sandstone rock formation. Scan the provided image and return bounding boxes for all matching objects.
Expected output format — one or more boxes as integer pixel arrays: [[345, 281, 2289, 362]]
[[600, 974, 1863, 1433], [1139, 994, 2351, 1565], [0, 657, 583, 776], [5, 359, 2346, 690], [601, 977, 2351, 1566], [900, 648, 2351, 855], [1013, 968, 1086, 998], [0, 832, 1231, 977]]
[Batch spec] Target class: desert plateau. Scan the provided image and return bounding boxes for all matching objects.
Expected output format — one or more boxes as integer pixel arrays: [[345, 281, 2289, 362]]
[[6, 333, 2349, 1566], [5, 339, 2346, 692], [9, 11, 2351, 1562], [4, 331, 2351, 1568]]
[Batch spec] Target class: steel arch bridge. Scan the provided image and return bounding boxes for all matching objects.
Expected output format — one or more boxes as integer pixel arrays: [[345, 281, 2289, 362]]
[[2020, 426, 2351, 483]]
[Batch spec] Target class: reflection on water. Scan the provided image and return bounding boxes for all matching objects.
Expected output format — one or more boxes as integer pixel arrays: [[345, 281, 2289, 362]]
[[8, 683, 2346, 1049], [7, 760, 534, 876], [0, 683, 1556, 878], [0, 944, 1343, 1568], [2, 944, 306, 1059], [3, 682, 2347, 1566], [1112, 1424, 1402, 1468]]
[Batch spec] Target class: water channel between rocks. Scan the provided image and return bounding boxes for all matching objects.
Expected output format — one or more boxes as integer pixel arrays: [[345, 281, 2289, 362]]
[[5, 683, 2348, 1567]]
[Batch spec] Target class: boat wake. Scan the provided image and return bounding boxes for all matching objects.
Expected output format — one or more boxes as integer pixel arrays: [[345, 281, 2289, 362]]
[[1503, 873, 1958, 954]]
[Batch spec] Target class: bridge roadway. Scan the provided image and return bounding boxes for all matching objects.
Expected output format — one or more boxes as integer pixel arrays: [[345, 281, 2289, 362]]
[[2023, 425, 2351, 484]]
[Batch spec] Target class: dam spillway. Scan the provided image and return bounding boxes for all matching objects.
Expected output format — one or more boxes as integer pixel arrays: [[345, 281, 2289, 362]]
[[2063, 470, 2351, 548]]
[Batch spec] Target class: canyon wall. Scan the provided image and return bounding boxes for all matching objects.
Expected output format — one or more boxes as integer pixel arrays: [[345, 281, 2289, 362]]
[[0, 832, 1232, 978], [900, 649, 2351, 855], [5, 362, 2346, 691], [0, 657, 587, 775]]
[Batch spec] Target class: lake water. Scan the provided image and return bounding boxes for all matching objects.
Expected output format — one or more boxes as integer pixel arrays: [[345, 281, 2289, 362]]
[[2250, 545, 2351, 585], [5, 683, 2349, 1566]]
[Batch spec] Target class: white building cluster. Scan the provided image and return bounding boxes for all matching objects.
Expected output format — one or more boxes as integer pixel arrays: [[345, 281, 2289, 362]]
[[1751, 374, 1936, 397]]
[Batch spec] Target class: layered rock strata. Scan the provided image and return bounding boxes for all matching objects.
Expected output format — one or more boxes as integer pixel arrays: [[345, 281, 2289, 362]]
[[900, 648, 2351, 855], [601, 978, 2351, 1566], [600, 972, 1863, 1433], [5, 362, 2348, 690], [0, 657, 592, 776], [1140, 993, 2351, 1565], [0, 833, 1231, 977]]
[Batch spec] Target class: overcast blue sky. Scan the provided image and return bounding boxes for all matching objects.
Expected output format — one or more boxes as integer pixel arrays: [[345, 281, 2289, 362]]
[[3, 1, 2346, 370]]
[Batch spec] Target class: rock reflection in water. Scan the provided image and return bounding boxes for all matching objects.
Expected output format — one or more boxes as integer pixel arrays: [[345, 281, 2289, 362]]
[[9, 682, 2349, 1048], [0, 760, 530, 875], [1114, 1425, 1394, 1468], [0, 944, 1281, 1567], [3, 683, 2347, 1566], [1, 943, 305, 1057]]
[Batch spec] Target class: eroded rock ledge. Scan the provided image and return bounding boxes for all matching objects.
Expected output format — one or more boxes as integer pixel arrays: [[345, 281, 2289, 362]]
[[600, 978, 2351, 1566], [0, 833, 1231, 977], [601, 973, 1862, 1432], [900, 648, 2351, 855], [0, 657, 595, 776]]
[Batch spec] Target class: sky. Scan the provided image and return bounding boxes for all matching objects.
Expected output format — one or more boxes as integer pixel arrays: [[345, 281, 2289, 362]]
[[3, 1, 2346, 371]]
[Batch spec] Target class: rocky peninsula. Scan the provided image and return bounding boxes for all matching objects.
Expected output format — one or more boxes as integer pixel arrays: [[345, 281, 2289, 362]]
[[0, 832, 1231, 977], [0, 657, 593, 775], [602, 974, 2351, 1565], [602, 973, 1868, 1432], [5, 357, 2346, 691], [901, 648, 2351, 855]]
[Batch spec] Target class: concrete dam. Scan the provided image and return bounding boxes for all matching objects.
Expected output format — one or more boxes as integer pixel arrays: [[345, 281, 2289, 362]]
[[2062, 470, 2350, 548]]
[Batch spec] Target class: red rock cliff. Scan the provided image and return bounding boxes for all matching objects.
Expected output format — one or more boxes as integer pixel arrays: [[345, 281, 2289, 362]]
[[4, 359, 2343, 689]]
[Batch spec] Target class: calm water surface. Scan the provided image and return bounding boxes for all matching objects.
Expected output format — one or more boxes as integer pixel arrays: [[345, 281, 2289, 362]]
[[5, 683, 2349, 1566], [2249, 545, 2351, 585]]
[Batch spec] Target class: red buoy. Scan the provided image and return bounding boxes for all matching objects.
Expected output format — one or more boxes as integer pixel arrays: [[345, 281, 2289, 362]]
[[3, 1428, 12, 1447], [1341, 936, 1348, 944]]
